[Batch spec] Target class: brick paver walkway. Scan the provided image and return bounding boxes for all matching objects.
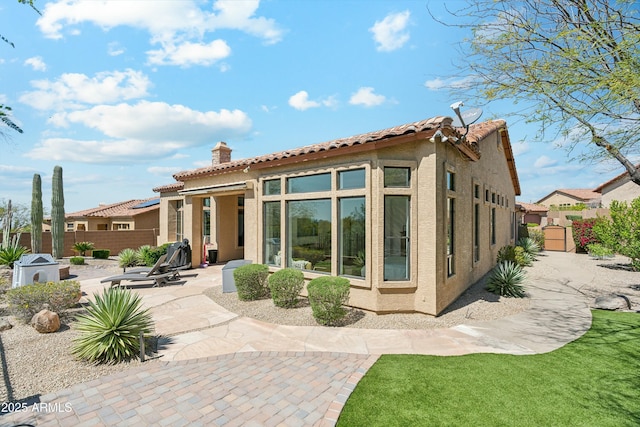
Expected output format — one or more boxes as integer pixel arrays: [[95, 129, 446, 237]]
[[2, 352, 379, 427]]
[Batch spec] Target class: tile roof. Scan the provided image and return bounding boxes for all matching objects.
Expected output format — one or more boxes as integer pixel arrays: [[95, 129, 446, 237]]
[[155, 116, 519, 195], [516, 202, 548, 213], [537, 189, 601, 204], [66, 198, 159, 218]]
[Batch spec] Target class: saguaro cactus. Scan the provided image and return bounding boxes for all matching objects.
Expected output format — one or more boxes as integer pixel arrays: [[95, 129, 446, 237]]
[[51, 166, 65, 259], [31, 174, 43, 253]]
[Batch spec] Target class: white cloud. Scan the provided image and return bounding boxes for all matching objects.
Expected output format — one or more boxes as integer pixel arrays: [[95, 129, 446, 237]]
[[424, 76, 477, 91], [533, 155, 557, 168], [147, 166, 182, 176], [369, 10, 410, 52], [349, 87, 385, 107], [107, 42, 125, 56], [147, 39, 231, 67], [25, 101, 252, 163], [24, 56, 47, 71], [19, 69, 151, 111], [511, 140, 529, 156], [37, 0, 283, 65], [288, 91, 320, 111]]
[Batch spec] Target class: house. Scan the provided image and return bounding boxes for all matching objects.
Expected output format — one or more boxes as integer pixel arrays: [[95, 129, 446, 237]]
[[153, 116, 521, 316], [64, 198, 160, 231], [594, 165, 640, 207], [535, 189, 601, 209], [516, 202, 548, 226]]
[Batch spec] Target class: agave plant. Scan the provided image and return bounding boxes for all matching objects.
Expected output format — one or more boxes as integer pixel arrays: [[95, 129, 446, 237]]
[[0, 244, 29, 268], [72, 287, 154, 364], [486, 261, 526, 298], [517, 237, 540, 259], [117, 248, 139, 271]]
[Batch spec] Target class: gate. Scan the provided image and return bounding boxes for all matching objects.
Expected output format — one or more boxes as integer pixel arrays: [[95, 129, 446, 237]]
[[543, 225, 566, 251]]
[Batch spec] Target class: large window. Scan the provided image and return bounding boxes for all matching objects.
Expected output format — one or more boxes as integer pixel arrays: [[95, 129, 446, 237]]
[[339, 197, 365, 277], [237, 197, 244, 247], [447, 198, 455, 276], [176, 200, 184, 242], [287, 199, 332, 272], [287, 173, 331, 193], [384, 195, 410, 280], [264, 202, 281, 266]]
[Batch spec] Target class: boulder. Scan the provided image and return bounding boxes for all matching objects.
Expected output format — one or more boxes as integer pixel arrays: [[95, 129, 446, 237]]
[[31, 309, 60, 333], [0, 317, 12, 331], [593, 294, 631, 311]]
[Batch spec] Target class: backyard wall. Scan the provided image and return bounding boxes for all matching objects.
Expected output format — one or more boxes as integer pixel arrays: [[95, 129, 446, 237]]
[[14, 229, 159, 258]]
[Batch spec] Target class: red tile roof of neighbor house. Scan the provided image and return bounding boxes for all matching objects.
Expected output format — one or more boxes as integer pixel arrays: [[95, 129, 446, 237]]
[[516, 202, 548, 213], [154, 116, 520, 194], [66, 198, 160, 218], [593, 164, 640, 193]]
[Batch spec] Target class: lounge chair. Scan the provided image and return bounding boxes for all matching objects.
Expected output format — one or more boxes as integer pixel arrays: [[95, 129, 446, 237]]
[[125, 240, 192, 280], [100, 254, 180, 288]]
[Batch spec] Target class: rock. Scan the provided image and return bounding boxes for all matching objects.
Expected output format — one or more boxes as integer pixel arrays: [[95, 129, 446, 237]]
[[0, 317, 12, 331], [593, 294, 631, 311], [31, 309, 60, 333]]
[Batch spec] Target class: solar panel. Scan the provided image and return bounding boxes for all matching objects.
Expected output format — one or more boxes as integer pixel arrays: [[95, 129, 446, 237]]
[[132, 198, 160, 209]]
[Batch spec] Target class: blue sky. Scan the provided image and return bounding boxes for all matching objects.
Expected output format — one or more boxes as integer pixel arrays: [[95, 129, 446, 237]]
[[0, 0, 631, 212]]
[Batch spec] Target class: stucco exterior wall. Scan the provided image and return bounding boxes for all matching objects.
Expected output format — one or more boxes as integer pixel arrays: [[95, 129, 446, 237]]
[[156, 127, 518, 315], [601, 177, 640, 207], [537, 193, 582, 208]]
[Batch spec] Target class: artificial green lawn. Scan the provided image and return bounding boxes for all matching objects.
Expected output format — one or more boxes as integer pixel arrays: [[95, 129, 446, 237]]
[[338, 310, 640, 426]]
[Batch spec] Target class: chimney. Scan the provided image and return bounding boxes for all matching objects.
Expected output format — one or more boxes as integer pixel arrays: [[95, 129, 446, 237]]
[[211, 141, 232, 166]]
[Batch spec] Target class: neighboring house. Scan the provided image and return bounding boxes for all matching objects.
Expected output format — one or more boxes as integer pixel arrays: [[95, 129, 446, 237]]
[[594, 165, 640, 208], [153, 116, 521, 316], [536, 189, 601, 209], [516, 202, 548, 225], [65, 198, 160, 231]]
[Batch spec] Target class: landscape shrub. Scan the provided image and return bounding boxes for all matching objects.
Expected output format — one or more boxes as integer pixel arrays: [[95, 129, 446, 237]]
[[587, 243, 614, 259], [268, 268, 304, 308], [566, 215, 582, 222], [92, 249, 110, 259], [233, 264, 269, 301], [572, 218, 599, 252], [135, 245, 153, 266], [486, 261, 526, 298], [140, 244, 170, 267], [70, 256, 85, 265], [6, 280, 81, 322], [307, 276, 350, 326], [497, 245, 532, 267], [72, 241, 94, 256], [118, 248, 139, 270], [593, 198, 640, 271], [72, 287, 154, 364]]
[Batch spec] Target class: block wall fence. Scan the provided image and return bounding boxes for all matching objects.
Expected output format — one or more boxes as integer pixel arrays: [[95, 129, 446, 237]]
[[13, 229, 159, 258]]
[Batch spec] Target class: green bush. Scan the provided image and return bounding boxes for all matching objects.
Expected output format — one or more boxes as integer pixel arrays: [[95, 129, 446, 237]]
[[233, 264, 269, 301], [497, 245, 532, 267], [92, 249, 110, 259], [587, 243, 614, 259], [135, 245, 152, 266], [0, 244, 29, 268], [593, 198, 640, 270], [268, 268, 305, 308], [139, 244, 170, 267], [307, 276, 351, 326], [486, 261, 526, 298], [73, 241, 94, 256], [72, 287, 154, 364], [118, 248, 139, 270], [70, 256, 85, 265], [6, 280, 82, 322]]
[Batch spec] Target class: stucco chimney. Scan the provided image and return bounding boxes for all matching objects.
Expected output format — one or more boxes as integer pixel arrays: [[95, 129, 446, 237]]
[[211, 141, 232, 165]]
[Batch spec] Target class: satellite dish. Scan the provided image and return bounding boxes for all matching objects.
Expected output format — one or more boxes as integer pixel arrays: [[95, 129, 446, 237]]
[[451, 106, 483, 128]]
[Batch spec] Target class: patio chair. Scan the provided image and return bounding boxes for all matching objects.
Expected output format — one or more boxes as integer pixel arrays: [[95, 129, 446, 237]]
[[100, 254, 181, 288]]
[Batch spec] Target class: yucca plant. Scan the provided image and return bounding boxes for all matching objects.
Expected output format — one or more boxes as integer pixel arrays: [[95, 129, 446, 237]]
[[72, 287, 154, 364], [0, 243, 29, 268], [118, 248, 139, 271], [486, 261, 526, 298], [517, 237, 540, 259], [135, 245, 153, 266]]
